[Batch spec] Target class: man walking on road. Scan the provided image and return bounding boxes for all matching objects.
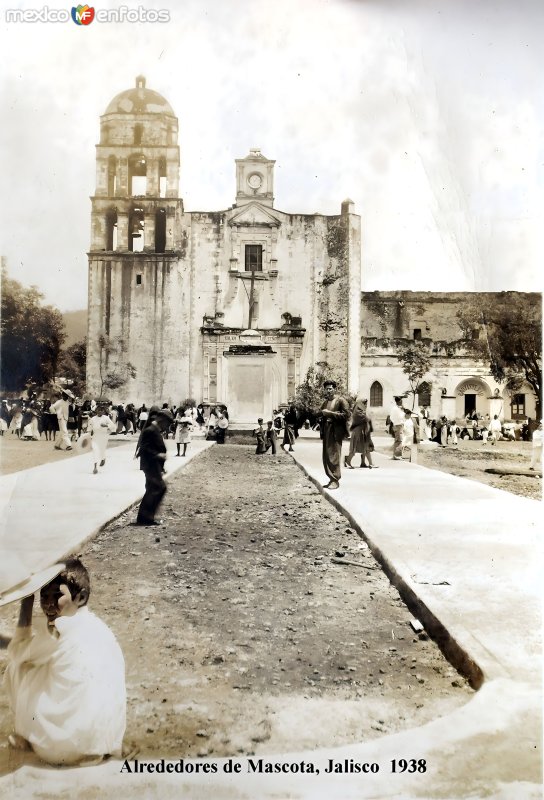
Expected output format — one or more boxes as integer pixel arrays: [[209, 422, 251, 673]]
[[318, 380, 350, 490], [389, 394, 405, 460], [50, 390, 74, 451], [134, 407, 173, 526]]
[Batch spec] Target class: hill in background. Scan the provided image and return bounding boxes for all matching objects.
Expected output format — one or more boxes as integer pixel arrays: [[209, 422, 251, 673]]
[[62, 310, 87, 346]]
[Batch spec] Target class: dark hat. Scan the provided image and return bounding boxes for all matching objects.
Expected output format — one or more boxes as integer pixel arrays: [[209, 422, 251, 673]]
[[155, 408, 174, 423], [323, 380, 337, 389], [394, 395, 403, 401]]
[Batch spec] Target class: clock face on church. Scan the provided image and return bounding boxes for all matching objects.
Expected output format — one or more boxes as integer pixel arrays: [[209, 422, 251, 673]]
[[247, 172, 263, 189]]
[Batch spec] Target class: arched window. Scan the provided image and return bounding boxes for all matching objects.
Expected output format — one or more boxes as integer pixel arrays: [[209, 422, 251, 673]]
[[105, 209, 117, 251], [128, 154, 147, 196], [159, 157, 167, 198], [129, 208, 144, 252], [418, 381, 431, 408], [370, 381, 383, 407], [107, 156, 117, 196]]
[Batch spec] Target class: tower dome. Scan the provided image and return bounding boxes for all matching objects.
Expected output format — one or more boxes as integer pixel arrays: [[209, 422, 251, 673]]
[[104, 76, 175, 116]]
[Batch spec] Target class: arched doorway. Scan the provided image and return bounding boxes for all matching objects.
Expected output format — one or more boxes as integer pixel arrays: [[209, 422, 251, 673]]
[[455, 378, 491, 419]]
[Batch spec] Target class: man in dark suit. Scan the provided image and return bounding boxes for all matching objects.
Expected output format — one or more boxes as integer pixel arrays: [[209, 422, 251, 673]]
[[318, 380, 350, 490], [134, 407, 173, 526]]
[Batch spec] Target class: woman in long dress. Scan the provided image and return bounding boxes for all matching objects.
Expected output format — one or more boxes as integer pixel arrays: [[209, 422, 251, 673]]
[[344, 398, 376, 469], [89, 405, 115, 474]]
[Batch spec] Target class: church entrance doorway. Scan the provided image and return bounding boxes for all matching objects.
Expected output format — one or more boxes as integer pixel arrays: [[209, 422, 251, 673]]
[[464, 394, 477, 416], [228, 362, 266, 423]]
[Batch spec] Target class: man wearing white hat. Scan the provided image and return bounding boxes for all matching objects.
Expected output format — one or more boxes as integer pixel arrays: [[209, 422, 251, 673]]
[[50, 389, 74, 451]]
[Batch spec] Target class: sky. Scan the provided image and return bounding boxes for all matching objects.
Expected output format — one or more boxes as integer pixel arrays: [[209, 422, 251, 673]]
[[0, 0, 542, 311]]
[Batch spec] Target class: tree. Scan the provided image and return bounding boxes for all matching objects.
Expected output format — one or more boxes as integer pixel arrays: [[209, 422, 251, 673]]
[[457, 296, 542, 418], [290, 364, 356, 425], [97, 333, 137, 398], [0, 265, 66, 392], [395, 342, 432, 410], [57, 339, 87, 396]]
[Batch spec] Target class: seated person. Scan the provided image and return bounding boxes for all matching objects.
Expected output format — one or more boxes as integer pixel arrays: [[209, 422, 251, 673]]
[[4, 558, 126, 766]]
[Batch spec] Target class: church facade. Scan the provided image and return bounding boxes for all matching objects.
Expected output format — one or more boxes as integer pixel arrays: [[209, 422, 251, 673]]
[[86, 78, 540, 424], [86, 77, 360, 421]]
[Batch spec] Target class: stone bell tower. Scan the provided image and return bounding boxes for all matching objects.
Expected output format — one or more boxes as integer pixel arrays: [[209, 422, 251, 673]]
[[89, 74, 182, 253], [86, 76, 184, 398]]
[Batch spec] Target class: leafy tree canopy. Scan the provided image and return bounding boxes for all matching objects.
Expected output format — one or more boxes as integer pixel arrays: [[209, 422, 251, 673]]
[[290, 364, 357, 423], [457, 295, 542, 416], [57, 339, 87, 396], [0, 266, 66, 392], [395, 341, 432, 410]]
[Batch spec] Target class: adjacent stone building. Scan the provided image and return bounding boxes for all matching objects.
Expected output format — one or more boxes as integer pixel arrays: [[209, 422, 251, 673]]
[[360, 291, 540, 423], [86, 77, 361, 421]]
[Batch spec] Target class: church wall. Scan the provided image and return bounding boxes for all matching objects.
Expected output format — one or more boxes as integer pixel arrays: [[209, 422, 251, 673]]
[[86, 80, 362, 415]]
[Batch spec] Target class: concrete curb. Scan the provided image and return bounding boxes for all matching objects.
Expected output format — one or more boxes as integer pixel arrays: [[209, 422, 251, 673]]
[[288, 450, 485, 688]]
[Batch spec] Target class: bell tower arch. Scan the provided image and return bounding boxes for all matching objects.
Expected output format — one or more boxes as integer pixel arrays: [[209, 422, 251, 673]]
[[90, 75, 182, 254], [87, 77, 184, 399]]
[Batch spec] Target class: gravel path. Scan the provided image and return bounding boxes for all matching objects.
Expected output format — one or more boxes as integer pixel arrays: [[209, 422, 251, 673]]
[[9, 443, 476, 764]]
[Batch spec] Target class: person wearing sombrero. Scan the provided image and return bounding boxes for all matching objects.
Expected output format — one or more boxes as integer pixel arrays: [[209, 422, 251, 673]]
[[317, 379, 350, 490], [50, 389, 75, 451], [2, 558, 126, 765], [134, 406, 173, 525]]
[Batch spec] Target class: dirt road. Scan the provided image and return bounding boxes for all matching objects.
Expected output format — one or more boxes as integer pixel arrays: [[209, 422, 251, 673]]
[[0, 443, 473, 770]]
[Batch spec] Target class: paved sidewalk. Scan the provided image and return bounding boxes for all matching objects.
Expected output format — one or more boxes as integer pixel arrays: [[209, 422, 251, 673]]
[[0, 438, 214, 596], [0, 437, 541, 799]]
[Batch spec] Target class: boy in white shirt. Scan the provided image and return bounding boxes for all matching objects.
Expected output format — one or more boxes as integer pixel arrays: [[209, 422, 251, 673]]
[[4, 558, 126, 766], [529, 421, 543, 471]]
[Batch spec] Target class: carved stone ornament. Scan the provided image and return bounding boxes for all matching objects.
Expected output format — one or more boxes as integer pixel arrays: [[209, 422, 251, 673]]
[[456, 381, 486, 397]]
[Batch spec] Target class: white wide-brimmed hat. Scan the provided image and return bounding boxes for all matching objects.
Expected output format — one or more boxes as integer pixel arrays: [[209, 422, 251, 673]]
[[0, 563, 66, 608], [75, 432, 92, 453]]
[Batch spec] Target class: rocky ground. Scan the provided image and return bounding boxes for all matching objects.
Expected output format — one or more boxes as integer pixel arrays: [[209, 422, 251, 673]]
[[0, 443, 473, 773]]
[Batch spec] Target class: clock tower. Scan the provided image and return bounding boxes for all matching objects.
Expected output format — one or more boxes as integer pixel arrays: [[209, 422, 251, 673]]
[[235, 148, 275, 207]]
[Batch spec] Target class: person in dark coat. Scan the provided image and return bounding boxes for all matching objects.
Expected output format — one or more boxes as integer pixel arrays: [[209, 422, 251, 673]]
[[282, 405, 298, 452], [253, 418, 266, 454], [134, 407, 173, 526], [344, 397, 376, 468], [318, 380, 350, 490], [265, 421, 277, 455]]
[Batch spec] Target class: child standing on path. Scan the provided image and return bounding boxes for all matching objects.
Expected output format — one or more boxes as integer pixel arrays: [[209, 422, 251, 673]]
[[175, 411, 193, 457], [253, 418, 266, 454], [4, 558, 126, 766], [265, 420, 277, 454]]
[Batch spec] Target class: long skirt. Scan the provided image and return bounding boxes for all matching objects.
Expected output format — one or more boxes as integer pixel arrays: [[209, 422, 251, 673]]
[[92, 433, 109, 462], [283, 425, 295, 448], [346, 426, 372, 465]]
